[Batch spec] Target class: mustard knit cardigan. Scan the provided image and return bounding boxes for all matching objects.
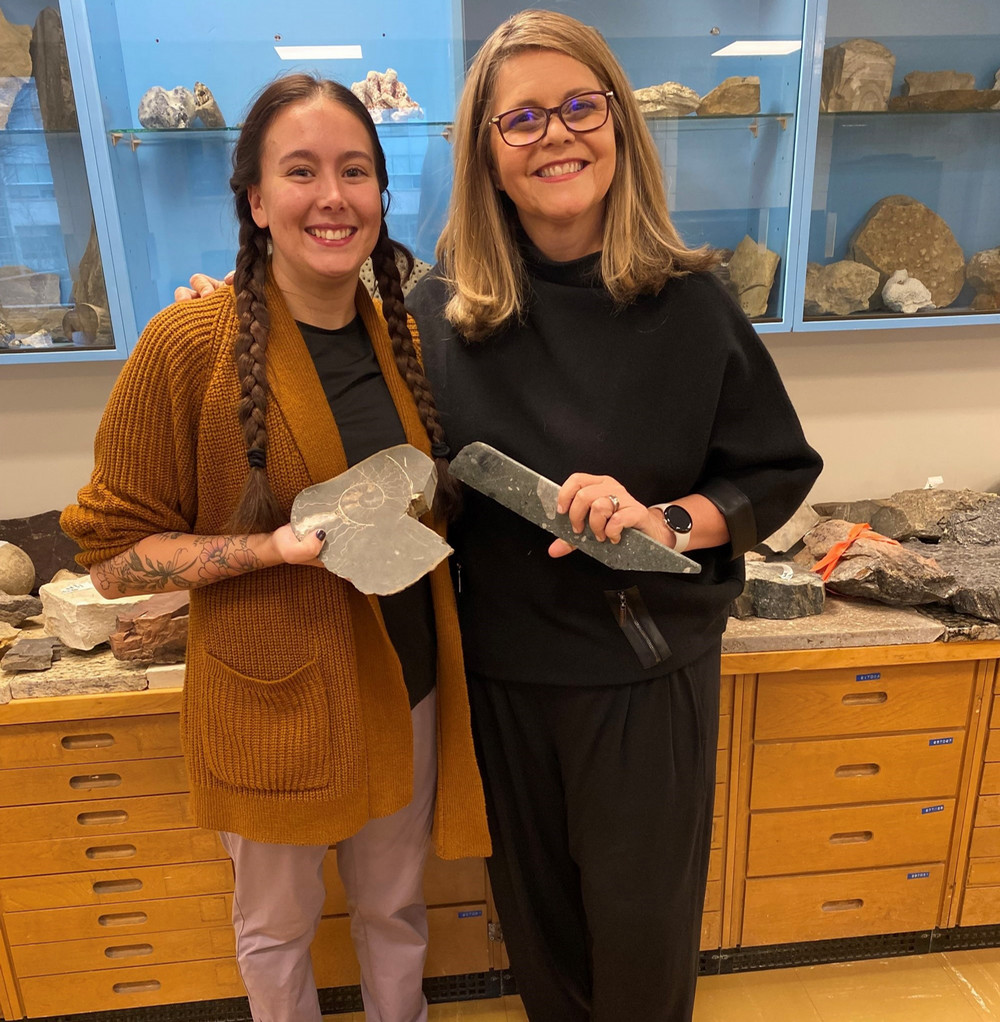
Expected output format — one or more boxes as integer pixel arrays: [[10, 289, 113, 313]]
[[62, 280, 490, 858]]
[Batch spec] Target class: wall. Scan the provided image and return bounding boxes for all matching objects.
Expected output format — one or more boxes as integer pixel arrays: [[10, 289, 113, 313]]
[[1, 323, 998, 520]]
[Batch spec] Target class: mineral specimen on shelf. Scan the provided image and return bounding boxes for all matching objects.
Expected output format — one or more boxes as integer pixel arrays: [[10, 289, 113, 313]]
[[760, 502, 823, 555], [351, 69, 423, 123], [137, 85, 197, 129], [0, 7, 32, 78], [881, 269, 935, 314], [0, 305, 63, 338], [0, 266, 60, 306], [697, 76, 759, 116], [731, 561, 825, 620], [727, 235, 779, 318], [0, 593, 42, 627], [40, 575, 156, 651], [18, 329, 53, 348], [803, 519, 955, 606], [633, 81, 700, 117], [108, 591, 189, 665], [905, 542, 1000, 623], [29, 6, 77, 132], [901, 70, 976, 95], [0, 75, 29, 130], [849, 195, 965, 308], [62, 304, 106, 346], [0, 310, 12, 345], [1, 636, 61, 673], [193, 81, 225, 128], [0, 542, 35, 595], [820, 38, 895, 112], [967, 247, 1000, 312], [889, 89, 1000, 113], [803, 260, 881, 316]]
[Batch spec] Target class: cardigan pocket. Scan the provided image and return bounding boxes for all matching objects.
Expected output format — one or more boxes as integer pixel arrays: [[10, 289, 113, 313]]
[[201, 653, 333, 793], [604, 586, 671, 669]]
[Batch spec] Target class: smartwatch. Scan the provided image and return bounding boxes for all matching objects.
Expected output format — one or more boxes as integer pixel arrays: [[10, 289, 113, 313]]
[[662, 504, 693, 553]]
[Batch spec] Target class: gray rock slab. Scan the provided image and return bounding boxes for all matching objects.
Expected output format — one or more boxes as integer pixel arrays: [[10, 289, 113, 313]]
[[0, 594, 42, 627], [732, 561, 825, 620], [904, 541, 1000, 623], [40, 576, 156, 651], [291, 444, 452, 596], [821, 38, 895, 112], [1, 636, 61, 672], [902, 70, 976, 95], [804, 260, 881, 317], [916, 604, 1000, 642], [722, 596, 944, 653], [8, 647, 147, 699], [450, 443, 700, 574], [0, 541, 35, 595], [761, 502, 823, 554], [728, 234, 780, 319]]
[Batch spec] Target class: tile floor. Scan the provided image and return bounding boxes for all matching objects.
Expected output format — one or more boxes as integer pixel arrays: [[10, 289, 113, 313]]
[[322, 949, 1000, 1020]]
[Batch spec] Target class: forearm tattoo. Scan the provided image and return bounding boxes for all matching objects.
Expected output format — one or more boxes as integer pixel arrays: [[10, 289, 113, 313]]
[[95, 533, 265, 595]]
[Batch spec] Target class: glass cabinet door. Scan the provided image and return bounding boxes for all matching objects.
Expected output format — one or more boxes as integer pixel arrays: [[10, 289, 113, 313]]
[[796, 0, 1000, 329], [0, 0, 123, 361]]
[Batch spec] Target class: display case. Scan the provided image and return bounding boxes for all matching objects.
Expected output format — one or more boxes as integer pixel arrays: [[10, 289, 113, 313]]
[[792, 0, 1000, 330], [0, 0, 127, 362]]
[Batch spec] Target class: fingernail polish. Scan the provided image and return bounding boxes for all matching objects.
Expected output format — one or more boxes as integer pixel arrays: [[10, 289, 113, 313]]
[[316, 530, 326, 541]]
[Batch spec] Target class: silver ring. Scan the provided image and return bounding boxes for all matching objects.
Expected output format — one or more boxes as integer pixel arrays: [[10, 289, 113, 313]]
[[607, 494, 620, 515]]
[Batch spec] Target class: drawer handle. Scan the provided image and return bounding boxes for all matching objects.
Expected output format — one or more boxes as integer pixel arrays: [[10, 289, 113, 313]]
[[841, 692, 888, 706], [822, 899, 863, 912], [834, 763, 880, 778], [829, 831, 874, 845], [62, 733, 115, 750], [87, 844, 138, 860], [105, 943, 154, 960], [99, 911, 148, 927], [70, 773, 122, 790], [78, 810, 129, 826], [113, 980, 161, 994], [93, 878, 143, 894]]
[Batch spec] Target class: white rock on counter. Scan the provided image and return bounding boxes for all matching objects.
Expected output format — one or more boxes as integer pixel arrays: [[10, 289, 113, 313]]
[[40, 575, 156, 651]]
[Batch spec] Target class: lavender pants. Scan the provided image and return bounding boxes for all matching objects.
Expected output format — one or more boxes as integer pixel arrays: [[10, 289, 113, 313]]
[[219, 689, 437, 1022]]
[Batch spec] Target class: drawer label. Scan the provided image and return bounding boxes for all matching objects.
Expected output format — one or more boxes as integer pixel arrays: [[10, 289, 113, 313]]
[[458, 910, 483, 919], [907, 871, 930, 880], [921, 804, 945, 815], [928, 737, 953, 747], [856, 672, 881, 681]]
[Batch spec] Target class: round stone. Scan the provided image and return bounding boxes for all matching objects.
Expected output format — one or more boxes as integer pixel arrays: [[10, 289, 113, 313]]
[[0, 541, 35, 595]]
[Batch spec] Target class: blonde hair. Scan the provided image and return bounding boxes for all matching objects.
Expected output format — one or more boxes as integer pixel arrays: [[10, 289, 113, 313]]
[[436, 9, 718, 340]]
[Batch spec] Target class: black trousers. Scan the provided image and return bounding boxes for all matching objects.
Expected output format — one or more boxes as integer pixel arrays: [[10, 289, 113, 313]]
[[468, 643, 720, 1022]]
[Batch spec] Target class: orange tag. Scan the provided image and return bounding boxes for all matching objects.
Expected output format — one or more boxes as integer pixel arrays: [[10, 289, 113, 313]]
[[811, 523, 899, 582]]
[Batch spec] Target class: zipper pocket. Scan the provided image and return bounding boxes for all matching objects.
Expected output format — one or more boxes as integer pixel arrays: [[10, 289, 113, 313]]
[[604, 586, 671, 669]]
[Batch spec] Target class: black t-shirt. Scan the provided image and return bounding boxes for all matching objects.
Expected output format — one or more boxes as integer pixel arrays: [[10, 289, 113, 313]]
[[298, 317, 436, 708]]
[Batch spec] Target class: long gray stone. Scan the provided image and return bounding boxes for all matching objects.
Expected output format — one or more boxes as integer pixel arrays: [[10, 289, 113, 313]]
[[9, 647, 147, 699], [0, 594, 42, 627], [917, 604, 1000, 642], [450, 443, 700, 574], [1, 636, 61, 672], [40, 576, 156, 651], [29, 6, 77, 132], [291, 444, 452, 596], [905, 541, 1000, 623], [731, 561, 825, 620]]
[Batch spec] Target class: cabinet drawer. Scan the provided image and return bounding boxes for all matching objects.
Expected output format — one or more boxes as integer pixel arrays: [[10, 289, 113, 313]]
[[960, 886, 1000, 928], [720, 676, 734, 716], [707, 847, 722, 883], [976, 794, 1000, 829], [755, 662, 974, 740], [742, 864, 944, 946], [0, 827, 224, 878], [1, 859, 233, 912], [18, 957, 244, 1017], [700, 910, 721, 950], [0, 757, 188, 807], [704, 879, 721, 913], [982, 762, 1000, 794], [747, 800, 955, 877], [970, 826, 1000, 859], [751, 732, 964, 810], [0, 715, 182, 771], [0, 793, 193, 844], [5, 893, 232, 946], [967, 857, 1000, 887], [12, 925, 234, 978]]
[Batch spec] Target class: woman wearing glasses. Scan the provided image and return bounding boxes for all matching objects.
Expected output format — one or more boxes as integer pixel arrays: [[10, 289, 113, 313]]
[[406, 10, 822, 1021]]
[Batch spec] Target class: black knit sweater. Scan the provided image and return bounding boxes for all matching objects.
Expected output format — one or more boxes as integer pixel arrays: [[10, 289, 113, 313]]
[[408, 250, 822, 684]]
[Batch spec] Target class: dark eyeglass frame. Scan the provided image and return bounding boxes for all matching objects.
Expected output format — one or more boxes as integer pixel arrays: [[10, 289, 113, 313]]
[[489, 90, 615, 147]]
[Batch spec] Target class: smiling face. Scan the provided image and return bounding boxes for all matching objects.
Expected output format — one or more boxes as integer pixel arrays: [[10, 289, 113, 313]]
[[489, 49, 616, 261], [247, 96, 383, 311]]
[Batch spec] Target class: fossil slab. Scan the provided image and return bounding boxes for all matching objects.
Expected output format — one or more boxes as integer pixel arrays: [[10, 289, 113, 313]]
[[697, 76, 760, 116], [889, 89, 1000, 113], [821, 38, 895, 112], [7, 646, 146, 699], [902, 70, 977, 95], [804, 260, 881, 316], [450, 443, 700, 574], [728, 235, 780, 318], [291, 444, 451, 596]]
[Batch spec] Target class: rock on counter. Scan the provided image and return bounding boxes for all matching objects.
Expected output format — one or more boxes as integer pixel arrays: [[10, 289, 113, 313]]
[[5, 645, 147, 699]]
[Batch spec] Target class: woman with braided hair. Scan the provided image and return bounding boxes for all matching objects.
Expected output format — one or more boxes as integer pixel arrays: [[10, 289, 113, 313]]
[[62, 73, 489, 1022]]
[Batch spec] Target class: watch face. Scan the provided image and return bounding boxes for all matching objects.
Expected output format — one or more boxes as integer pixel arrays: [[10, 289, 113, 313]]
[[664, 504, 693, 534]]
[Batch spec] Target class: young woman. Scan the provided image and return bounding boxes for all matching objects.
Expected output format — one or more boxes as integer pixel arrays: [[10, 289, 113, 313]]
[[62, 74, 489, 1022]]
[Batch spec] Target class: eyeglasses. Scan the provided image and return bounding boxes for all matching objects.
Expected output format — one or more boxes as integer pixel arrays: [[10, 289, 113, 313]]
[[490, 91, 614, 147]]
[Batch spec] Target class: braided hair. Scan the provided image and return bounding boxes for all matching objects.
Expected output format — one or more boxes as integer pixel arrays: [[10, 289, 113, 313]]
[[226, 73, 458, 532]]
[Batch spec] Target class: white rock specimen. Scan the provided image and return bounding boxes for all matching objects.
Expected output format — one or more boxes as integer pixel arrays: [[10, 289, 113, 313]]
[[40, 575, 156, 651], [633, 81, 700, 117], [193, 81, 225, 128], [351, 69, 423, 122], [881, 269, 936, 314], [18, 329, 54, 348], [697, 76, 760, 116], [804, 260, 881, 316], [968, 247, 1000, 312], [902, 70, 976, 95], [137, 85, 197, 129], [728, 235, 780, 318], [0, 542, 35, 595], [821, 38, 895, 112]]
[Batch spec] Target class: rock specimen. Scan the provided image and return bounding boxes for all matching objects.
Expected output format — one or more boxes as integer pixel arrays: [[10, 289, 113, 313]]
[[967, 247, 1000, 312], [804, 260, 881, 316], [849, 195, 965, 308], [0, 266, 60, 306], [291, 444, 452, 595], [17, 329, 53, 348], [8, 646, 147, 699], [0, 75, 29, 130], [0, 309, 13, 345], [193, 81, 225, 128], [904, 541, 1000, 623], [29, 6, 77, 132], [902, 70, 977, 95], [760, 502, 823, 555], [727, 235, 779, 318], [0, 7, 32, 77], [881, 269, 935, 314], [697, 76, 760, 116], [71, 222, 110, 323], [634, 81, 700, 117], [1, 636, 61, 672], [803, 519, 955, 606], [0, 594, 42, 627], [0, 622, 20, 654], [450, 443, 699, 574], [108, 592, 189, 664], [918, 604, 1000, 642], [351, 69, 423, 122], [137, 85, 197, 129], [731, 561, 825, 619], [40, 575, 155, 651], [889, 90, 1000, 113], [146, 663, 185, 689], [820, 39, 895, 112], [0, 510, 83, 586], [0, 542, 35, 595]]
